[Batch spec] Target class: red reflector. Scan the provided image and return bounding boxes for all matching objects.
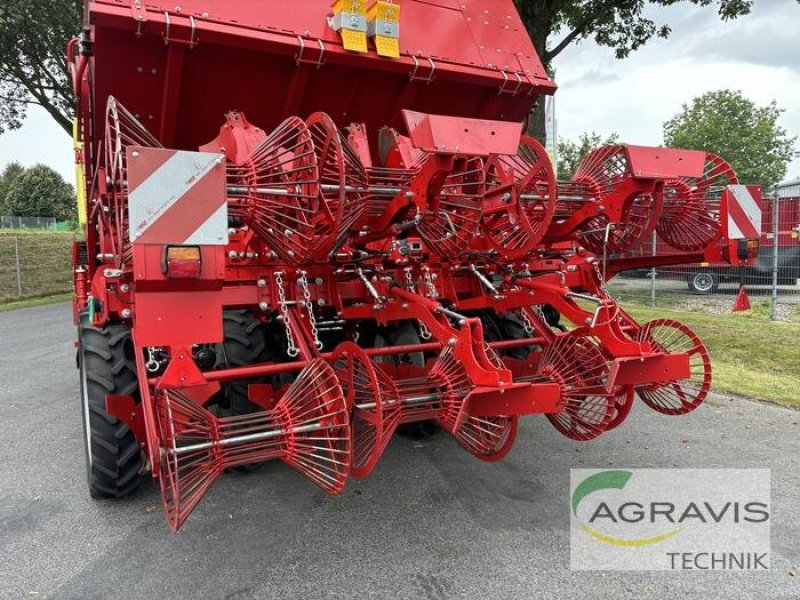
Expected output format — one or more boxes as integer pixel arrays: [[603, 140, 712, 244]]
[[164, 246, 202, 279], [737, 239, 759, 260]]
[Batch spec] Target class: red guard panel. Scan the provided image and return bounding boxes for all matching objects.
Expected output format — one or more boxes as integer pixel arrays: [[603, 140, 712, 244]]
[[403, 110, 522, 155], [625, 146, 706, 179]]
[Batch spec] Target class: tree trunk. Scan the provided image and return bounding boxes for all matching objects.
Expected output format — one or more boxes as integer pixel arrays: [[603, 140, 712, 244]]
[[515, 1, 553, 145]]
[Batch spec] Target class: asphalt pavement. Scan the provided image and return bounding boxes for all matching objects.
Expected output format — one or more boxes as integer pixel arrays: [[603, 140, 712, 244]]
[[0, 302, 798, 599]]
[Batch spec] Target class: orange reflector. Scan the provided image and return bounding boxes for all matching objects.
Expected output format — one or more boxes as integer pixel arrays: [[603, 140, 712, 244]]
[[737, 238, 759, 260], [164, 245, 202, 279]]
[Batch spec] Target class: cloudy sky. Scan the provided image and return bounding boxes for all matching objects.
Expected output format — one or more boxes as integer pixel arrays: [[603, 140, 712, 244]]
[[552, 0, 800, 181], [0, 0, 798, 185]]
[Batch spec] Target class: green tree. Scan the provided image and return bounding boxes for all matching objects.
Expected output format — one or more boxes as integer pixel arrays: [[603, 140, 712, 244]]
[[0, 162, 26, 214], [0, 0, 82, 135], [514, 0, 759, 140], [4, 164, 75, 220], [557, 131, 620, 180], [663, 90, 798, 188]]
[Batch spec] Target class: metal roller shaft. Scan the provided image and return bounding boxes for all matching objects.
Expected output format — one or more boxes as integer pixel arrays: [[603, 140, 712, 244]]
[[171, 391, 443, 455]]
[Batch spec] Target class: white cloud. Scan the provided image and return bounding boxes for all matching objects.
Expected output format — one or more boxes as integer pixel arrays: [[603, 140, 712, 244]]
[[552, 0, 800, 182], [0, 105, 73, 183]]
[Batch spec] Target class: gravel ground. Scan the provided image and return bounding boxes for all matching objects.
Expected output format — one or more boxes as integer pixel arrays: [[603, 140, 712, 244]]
[[0, 302, 798, 600]]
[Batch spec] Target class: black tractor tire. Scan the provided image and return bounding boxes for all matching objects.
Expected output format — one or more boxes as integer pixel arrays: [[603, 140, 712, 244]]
[[214, 309, 268, 416], [687, 271, 718, 294], [375, 321, 438, 440], [78, 321, 143, 499]]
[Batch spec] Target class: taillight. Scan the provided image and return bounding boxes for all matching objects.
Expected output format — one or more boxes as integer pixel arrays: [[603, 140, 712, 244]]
[[163, 245, 202, 279], [737, 239, 759, 260]]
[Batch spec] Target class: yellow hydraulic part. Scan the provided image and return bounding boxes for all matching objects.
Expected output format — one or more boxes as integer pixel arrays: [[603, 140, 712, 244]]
[[73, 118, 87, 228], [330, 0, 368, 53], [368, 1, 400, 58]]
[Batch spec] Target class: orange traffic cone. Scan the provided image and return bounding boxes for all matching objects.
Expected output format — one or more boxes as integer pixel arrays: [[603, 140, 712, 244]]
[[732, 286, 751, 312]]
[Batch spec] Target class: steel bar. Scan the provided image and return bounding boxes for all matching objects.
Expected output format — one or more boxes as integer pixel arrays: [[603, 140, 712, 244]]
[[153, 336, 544, 386], [226, 184, 576, 203], [172, 390, 443, 455]]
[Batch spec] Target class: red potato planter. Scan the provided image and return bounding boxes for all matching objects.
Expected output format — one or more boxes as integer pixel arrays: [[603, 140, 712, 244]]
[[67, 0, 760, 531]]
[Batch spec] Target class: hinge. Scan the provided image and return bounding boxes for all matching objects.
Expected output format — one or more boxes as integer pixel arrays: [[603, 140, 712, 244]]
[[409, 56, 436, 84], [162, 12, 198, 48], [295, 36, 326, 68], [498, 70, 524, 96]]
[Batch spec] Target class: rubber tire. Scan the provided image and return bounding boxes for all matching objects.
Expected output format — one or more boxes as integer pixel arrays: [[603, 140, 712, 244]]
[[78, 321, 143, 499], [213, 310, 269, 472], [375, 321, 438, 440], [688, 271, 718, 294], [215, 309, 267, 416]]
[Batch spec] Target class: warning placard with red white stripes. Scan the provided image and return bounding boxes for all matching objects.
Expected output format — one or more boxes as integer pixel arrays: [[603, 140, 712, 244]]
[[724, 184, 761, 240], [127, 147, 228, 245]]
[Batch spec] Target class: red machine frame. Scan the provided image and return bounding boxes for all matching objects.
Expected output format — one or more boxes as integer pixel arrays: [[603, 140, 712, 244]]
[[67, 0, 760, 532]]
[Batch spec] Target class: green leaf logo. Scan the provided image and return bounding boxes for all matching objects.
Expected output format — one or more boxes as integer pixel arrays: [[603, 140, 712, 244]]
[[572, 470, 682, 547]]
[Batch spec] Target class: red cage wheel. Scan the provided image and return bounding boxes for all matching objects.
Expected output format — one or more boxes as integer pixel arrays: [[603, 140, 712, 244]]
[[103, 97, 163, 264], [656, 152, 738, 251], [155, 359, 350, 532], [573, 146, 660, 254], [227, 116, 320, 264], [537, 335, 615, 441], [453, 348, 518, 462], [481, 136, 556, 259], [331, 342, 401, 479], [606, 386, 635, 431], [306, 112, 369, 259], [455, 414, 519, 462], [634, 319, 712, 415], [430, 346, 474, 434], [417, 155, 485, 258]]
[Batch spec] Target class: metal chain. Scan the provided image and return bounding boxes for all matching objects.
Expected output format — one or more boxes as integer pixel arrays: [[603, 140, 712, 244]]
[[592, 259, 608, 294], [405, 268, 432, 340], [299, 271, 323, 350], [275, 271, 298, 358], [521, 309, 535, 335]]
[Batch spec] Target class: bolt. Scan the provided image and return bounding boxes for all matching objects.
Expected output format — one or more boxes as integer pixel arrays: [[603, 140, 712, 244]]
[[257, 279, 266, 288], [448, 338, 457, 347], [317, 299, 326, 307], [131, 151, 140, 158], [121, 308, 132, 319], [258, 301, 269, 311], [314, 277, 324, 285], [120, 283, 130, 293]]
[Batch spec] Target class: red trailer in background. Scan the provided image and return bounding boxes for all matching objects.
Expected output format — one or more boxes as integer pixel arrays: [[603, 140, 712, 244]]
[[621, 187, 799, 293]]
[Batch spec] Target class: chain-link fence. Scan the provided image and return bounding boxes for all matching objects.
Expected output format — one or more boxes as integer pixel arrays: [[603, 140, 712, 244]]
[[609, 193, 800, 322], [0, 233, 74, 302], [0, 215, 74, 231]]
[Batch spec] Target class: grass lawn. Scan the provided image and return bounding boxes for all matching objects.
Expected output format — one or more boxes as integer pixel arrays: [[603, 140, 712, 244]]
[[625, 304, 800, 408], [0, 293, 72, 313], [0, 231, 74, 302]]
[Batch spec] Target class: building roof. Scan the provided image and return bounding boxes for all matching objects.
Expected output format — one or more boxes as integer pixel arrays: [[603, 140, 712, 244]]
[[777, 178, 800, 198]]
